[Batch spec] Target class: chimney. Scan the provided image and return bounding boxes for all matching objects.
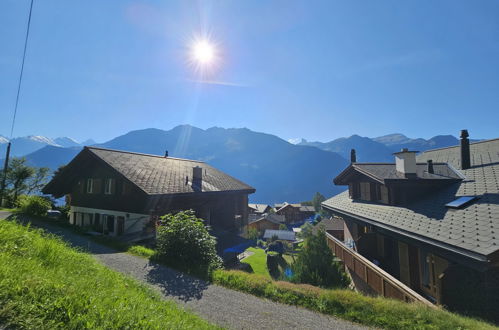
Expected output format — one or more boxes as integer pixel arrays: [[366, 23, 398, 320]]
[[350, 149, 357, 163], [460, 129, 471, 170], [427, 159, 434, 174], [394, 148, 418, 178], [192, 166, 202, 190], [165, 150, 168, 157]]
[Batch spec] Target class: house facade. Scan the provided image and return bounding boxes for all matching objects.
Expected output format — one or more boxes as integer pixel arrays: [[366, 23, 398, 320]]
[[275, 203, 315, 224], [248, 213, 285, 232], [43, 147, 255, 238], [322, 130, 499, 322]]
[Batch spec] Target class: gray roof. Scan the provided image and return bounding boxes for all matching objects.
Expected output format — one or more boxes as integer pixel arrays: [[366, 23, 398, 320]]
[[313, 217, 344, 234], [323, 138, 499, 263], [299, 205, 316, 212], [350, 163, 462, 182], [263, 230, 296, 241], [249, 213, 285, 225], [248, 203, 271, 213], [87, 147, 255, 195]]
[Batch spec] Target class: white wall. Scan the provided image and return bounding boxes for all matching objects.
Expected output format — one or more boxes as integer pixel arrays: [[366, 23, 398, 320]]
[[70, 206, 149, 236]]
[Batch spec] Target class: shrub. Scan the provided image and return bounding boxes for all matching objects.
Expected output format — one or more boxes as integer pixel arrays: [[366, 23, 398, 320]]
[[248, 227, 259, 240], [128, 245, 155, 258], [155, 210, 222, 277], [291, 230, 349, 288], [16, 195, 51, 217]]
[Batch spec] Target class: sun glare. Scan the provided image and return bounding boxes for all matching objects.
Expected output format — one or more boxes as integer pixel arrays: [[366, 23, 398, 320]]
[[192, 40, 215, 64], [187, 37, 220, 75]]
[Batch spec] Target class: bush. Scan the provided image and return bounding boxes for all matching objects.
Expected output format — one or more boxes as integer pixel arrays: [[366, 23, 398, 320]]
[[248, 227, 259, 240], [16, 195, 51, 217], [155, 210, 222, 277], [291, 230, 349, 288]]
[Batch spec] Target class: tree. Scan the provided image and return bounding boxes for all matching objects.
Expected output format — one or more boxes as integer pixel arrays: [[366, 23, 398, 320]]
[[6, 158, 35, 203], [297, 222, 314, 240], [155, 210, 222, 277], [312, 192, 326, 213], [291, 230, 349, 288], [25, 167, 50, 195], [278, 224, 287, 230]]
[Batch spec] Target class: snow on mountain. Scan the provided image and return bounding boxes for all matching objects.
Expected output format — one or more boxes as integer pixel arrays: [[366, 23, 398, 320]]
[[54, 137, 81, 148], [0, 136, 9, 144]]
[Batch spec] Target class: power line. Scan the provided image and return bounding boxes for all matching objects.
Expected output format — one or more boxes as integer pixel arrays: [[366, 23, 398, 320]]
[[9, 0, 35, 139]]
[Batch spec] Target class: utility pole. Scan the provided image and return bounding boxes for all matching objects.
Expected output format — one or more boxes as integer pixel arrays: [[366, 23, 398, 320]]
[[0, 142, 11, 207]]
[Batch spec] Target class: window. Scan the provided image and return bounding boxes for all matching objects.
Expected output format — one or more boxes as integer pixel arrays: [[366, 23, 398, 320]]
[[360, 182, 371, 201], [122, 181, 131, 195], [86, 179, 93, 194], [445, 196, 477, 209], [379, 185, 389, 204], [104, 178, 114, 195]]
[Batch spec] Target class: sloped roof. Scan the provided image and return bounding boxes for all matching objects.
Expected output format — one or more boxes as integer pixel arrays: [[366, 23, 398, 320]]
[[248, 203, 271, 213], [249, 213, 285, 225], [323, 138, 499, 265], [263, 230, 296, 241], [299, 205, 316, 212], [313, 217, 344, 234], [44, 147, 255, 196]]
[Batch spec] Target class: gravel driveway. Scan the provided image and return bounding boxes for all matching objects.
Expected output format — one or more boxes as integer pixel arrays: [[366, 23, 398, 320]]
[[1, 213, 367, 330]]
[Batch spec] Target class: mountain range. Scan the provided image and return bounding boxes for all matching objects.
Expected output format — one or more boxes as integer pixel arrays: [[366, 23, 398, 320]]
[[299, 133, 462, 162], [0, 128, 469, 203], [0, 135, 95, 157]]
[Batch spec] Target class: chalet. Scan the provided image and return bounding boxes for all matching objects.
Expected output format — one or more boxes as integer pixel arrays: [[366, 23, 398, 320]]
[[248, 203, 272, 215], [275, 203, 315, 224], [43, 147, 255, 238], [248, 213, 285, 232], [313, 217, 345, 241], [322, 130, 499, 321]]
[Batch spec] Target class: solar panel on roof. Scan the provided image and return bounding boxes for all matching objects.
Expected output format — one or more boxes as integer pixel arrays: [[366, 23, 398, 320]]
[[445, 196, 477, 209]]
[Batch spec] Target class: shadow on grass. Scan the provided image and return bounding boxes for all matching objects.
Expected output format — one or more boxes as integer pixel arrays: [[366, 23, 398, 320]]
[[146, 261, 209, 302]]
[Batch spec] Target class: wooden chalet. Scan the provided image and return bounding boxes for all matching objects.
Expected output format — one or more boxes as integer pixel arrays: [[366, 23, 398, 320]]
[[248, 213, 285, 232], [43, 147, 255, 239], [274, 203, 315, 224], [322, 130, 499, 321]]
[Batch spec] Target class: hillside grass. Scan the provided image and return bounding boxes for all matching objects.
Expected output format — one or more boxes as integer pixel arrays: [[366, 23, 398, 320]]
[[0, 220, 218, 329], [240, 247, 270, 278], [212, 270, 496, 330]]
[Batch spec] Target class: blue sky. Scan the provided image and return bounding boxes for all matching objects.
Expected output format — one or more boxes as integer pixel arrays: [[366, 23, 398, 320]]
[[1, 0, 499, 143]]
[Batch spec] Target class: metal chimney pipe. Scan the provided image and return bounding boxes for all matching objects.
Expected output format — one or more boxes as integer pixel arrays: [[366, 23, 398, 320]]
[[460, 130, 471, 170], [350, 149, 357, 163], [427, 159, 434, 174]]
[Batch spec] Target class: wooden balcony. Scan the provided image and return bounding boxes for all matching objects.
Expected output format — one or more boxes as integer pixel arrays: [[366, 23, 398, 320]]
[[325, 232, 435, 307]]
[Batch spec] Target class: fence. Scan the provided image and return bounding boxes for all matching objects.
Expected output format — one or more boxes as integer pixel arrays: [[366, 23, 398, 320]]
[[325, 232, 435, 307]]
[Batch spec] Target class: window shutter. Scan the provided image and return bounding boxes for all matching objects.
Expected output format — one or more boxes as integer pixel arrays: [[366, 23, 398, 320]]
[[111, 178, 116, 194]]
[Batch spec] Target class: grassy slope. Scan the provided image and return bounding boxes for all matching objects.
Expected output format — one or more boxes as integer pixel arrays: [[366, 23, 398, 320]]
[[0, 220, 218, 330], [241, 247, 270, 277], [212, 270, 496, 330]]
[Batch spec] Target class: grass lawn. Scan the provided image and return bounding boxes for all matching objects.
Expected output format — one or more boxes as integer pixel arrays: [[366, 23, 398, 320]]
[[0, 220, 218, 329], [241, 247, 270, 278]]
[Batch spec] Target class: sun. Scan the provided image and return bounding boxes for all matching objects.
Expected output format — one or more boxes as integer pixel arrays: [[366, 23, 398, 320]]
[[191, 40, 215, 65]]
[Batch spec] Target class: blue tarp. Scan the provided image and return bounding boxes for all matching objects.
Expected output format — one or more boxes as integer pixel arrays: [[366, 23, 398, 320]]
[[223, 241, 252, 254]]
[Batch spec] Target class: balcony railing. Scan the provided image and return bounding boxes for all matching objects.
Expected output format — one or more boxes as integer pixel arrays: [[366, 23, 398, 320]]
[[325, 232, 435, 307]]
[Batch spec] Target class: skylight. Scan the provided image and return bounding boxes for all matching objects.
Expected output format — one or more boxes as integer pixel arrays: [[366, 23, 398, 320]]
[[445, 196, 478, 209]]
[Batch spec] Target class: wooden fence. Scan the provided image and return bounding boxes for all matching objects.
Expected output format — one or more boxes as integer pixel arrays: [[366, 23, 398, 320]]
[[325, 232, 435, 307]]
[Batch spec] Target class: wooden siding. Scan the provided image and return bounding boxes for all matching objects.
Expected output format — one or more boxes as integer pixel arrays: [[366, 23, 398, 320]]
[[326, 232, 435, 306]]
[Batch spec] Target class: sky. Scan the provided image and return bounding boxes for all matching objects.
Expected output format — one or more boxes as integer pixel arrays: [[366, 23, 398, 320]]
[[1, 0, 499, 143]]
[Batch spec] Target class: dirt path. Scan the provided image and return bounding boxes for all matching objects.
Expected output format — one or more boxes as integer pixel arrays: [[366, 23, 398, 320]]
[[1, 213, 367, 330]]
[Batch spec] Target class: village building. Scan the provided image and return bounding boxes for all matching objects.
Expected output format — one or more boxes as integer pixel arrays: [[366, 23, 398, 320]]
[[274, 202, 315, 224], [322, 130, 499, 321], [248, 203, 272, 216], [248, 213, 285, 232], [43, 147, 255, 239], [313, 217, 345, 241]]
